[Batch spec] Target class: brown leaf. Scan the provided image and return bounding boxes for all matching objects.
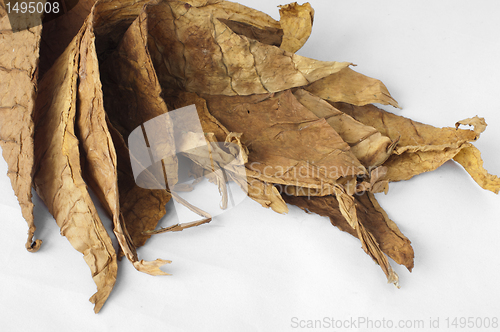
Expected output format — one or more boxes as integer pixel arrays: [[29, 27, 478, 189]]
[[333, 102, 486, 183], [107, 117, 173, 250], [101, 9, 174, 138], [218, 18, 283, 47], [33, 22, 117, 313], [294, 89, 395, 167], [278, 2, 314, 53], [0, 9, 42, 251], [146, 0, 350, 97], [305, 67, 401, 108], [453, 145, 500, 194], [205, 90, 366, 194], [382, 148, 465, 183], [167, 91, 289, 214], [334, 103, 478, 154], [209, 0, 283, 47], [165, 91, 229, 142], [247, 178, 289, 213], [284, 191, 413, 283], [100, 11, 177, 250], [39, 0, 153, 79], [39, 0, 97, 78], [77, 11, 170, 275], [455, 116, 487, 136]]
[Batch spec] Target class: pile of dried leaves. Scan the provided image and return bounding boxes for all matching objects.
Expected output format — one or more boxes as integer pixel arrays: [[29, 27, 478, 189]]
[[1, 0, 499, 313]]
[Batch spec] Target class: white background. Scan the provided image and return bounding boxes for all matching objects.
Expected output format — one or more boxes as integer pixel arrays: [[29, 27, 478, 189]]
[[1, 1, 500, 331]]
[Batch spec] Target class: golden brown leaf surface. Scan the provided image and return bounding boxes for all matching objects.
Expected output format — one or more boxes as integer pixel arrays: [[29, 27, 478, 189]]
[[107, 118, 173, 251], [39, 0, 97, 78], [218, 18, 283, 47], [305, 67, 400, 108], [284, 192, 413, 280], [2, 0, 497, 312], [39, 0, 152, 79], [453, 145, 500, 194], [146, 0, 350, 97], [334, 102, 478, 154], [0, 8, 42, 251], [294, 89, 395, 167], [33, 23, 117, 313], [77, 11, 170, 275], [169, 92, 289, 214], [333, 102, 486, 183], [278, 2, 314, 53], [100, 11, 177, 250], [205, 90, 366, 194]]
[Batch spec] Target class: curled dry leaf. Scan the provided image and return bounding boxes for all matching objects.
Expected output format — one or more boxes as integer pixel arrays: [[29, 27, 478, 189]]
[[0, 7, 43, 252], [108, 121, 173, 251], [332, 102, 496, 189], [166, 91, 289, 213], [333, 102, 479, 154], [38, 0, 97, 77], [278, 2, 314, 53], [455, 116, 487, 136], [453, 145, 500, 194]]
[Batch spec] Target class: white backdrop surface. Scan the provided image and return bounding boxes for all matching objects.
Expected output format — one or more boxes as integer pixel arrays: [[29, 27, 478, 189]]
[[1, 1, 500, 331]]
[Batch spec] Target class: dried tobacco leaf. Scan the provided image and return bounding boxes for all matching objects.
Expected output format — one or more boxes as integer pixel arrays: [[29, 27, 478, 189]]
[[217, 1, 315, 51], [278, 2, 314, 53], [168, 91, 289, 213], [305, 67, 400, 108], [453, 145, 500, 194], [217, 18, 283, 47], [77, 10, 169, 275], [332, 102, 499, 190], [247, 178, 289, 213], [293, 89, 396, 167], [284, 191, 413, 283], [333, 102, 478, 154], [107, 117, 173, 250], [146, 0, 350, 97], [204, 90, 367, 194], [39, 0, 152, 79], [33, 19, 117, 313], [0, 5, 42, 251], [39, 0, 97, 78], [100, 10, 177, 249]]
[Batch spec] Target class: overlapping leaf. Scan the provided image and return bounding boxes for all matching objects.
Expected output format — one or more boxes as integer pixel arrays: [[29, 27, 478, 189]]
[[33, 15, 117, 313]]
